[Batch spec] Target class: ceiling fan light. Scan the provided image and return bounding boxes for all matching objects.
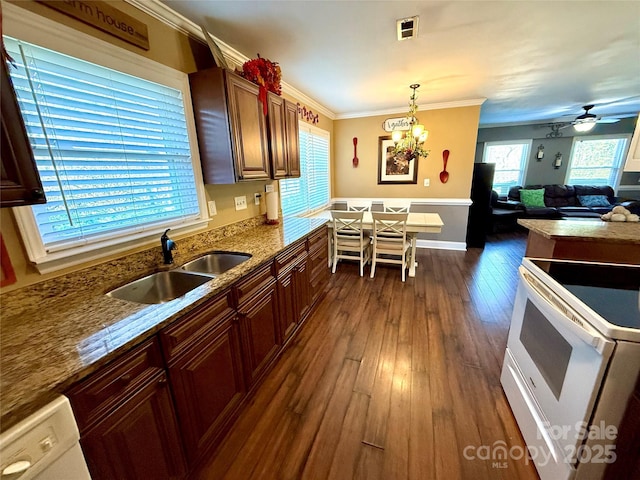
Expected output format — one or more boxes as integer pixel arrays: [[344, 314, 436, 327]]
[[574, 122, 596, 132]]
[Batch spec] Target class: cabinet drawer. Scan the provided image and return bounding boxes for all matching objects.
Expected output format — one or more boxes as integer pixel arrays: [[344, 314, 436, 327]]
[[233, 261, 275, 306], [160, 290, 234, 362], [68, 338, 165, 433], [275, 241, 307, 274], [308, 226, 328, 251]]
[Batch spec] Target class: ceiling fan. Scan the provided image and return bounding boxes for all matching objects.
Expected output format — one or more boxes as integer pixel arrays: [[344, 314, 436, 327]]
[[571, 105, 619, 132], [545, 105, 636, 137]]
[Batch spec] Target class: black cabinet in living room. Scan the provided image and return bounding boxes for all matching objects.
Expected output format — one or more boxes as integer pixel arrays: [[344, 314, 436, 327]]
[[466, 163, 495, 248]]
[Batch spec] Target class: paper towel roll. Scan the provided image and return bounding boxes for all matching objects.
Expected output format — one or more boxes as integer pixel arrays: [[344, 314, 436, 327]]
[[266, 191, 279, 224]]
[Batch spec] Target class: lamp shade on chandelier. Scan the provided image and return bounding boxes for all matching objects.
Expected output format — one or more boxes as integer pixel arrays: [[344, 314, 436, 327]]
[[391, 84, 429, 161]]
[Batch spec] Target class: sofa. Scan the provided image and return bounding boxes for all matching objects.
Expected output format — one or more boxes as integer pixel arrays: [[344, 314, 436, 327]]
[[495, 185, 640, 220]]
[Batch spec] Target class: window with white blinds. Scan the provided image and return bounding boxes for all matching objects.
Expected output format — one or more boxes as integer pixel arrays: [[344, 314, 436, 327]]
[[5, 36, 205, 264], [280, 124, 330, 216]]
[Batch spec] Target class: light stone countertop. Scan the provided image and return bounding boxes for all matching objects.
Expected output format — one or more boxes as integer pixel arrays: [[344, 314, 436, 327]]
[[0, 215, 328, 431], [518, 219, 640, 244]]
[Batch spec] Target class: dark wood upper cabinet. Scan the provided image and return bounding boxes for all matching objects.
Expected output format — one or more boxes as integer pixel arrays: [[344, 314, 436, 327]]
[[284, 99, 301, 177], [189, 67, 271, 183], [189, 67, 300, 183], [1, 60, 46, 207], [267, 94, 300, 179], [267, 93, 288, 179]]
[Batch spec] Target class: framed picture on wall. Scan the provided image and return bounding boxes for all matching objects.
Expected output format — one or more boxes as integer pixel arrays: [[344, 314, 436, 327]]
[[377, 136, 418, 184]]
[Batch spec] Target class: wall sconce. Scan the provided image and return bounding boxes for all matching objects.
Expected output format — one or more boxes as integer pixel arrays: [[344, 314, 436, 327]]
[[536, 144, 545, 161], [554, 153, 562, 169]]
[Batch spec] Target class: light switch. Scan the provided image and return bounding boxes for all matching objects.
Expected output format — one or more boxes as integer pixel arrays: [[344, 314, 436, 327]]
[[234, 196, 247, 211], [208, 201, 217, 216], [424, 178, 430, 187], [254, 193, 261, 205]]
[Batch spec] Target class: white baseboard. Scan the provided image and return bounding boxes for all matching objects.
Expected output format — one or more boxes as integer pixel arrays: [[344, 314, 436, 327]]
[[416, 239, 467, 251]]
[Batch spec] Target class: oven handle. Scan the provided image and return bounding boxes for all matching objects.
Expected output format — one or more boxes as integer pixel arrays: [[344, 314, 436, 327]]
[[519, 267, 612, 355]]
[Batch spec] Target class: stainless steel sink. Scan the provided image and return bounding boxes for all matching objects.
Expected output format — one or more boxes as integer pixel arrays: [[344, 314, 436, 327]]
[[180, 251, 251, 277], [107, 271, 211, 304]]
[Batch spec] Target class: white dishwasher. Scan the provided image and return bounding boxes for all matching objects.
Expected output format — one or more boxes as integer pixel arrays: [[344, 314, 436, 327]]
[[0, 396, 91, 480]]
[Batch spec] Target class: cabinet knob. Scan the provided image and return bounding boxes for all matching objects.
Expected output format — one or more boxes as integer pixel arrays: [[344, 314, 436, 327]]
[[120, 374, 132, 385], [158, 377, 167, 386], [31, 188, 45, 199]]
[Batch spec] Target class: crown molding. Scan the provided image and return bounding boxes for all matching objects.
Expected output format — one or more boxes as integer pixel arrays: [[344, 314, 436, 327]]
[[335, 98, 487, 120], [123, 0, 335, 119]]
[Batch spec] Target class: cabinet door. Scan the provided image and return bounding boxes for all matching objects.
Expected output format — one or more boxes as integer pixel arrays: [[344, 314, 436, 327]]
[[267, 93, 287, 179], [167, 314, 245, 464], [293, 251, 311, 321], [81, 373, 187, 480], [226, 74, 271, 180], [1, 59, 46, 207], [285, 100, 301, 177], [277, 267, 297, 343], [238, 280, 280, 385]]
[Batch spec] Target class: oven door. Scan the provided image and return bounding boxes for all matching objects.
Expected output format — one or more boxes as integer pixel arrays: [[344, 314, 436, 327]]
[[505, 266, 615, 463]]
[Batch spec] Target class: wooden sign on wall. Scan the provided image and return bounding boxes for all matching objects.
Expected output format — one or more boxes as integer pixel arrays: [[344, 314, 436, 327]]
[[38, 0, 149, 50]]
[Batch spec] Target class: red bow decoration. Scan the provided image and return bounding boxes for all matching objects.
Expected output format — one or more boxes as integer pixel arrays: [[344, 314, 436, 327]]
[[239, 54, 282, 116]]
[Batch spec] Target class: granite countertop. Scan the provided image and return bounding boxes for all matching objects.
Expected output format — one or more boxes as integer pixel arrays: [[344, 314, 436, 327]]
[[0, 216, 328, 431], [518, 219, 640, 244]]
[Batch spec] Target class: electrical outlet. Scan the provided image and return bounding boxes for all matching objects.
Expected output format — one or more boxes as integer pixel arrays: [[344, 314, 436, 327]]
[[207, 200, 217, 216], [234, 196, 247, 211], [265, 184, 275, 193], [423, 178, 430, 187], [254, 193, 261, 205]]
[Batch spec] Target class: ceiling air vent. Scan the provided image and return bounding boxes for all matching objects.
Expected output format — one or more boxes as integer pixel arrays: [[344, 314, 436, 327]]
[[397, 16, 419, 41]]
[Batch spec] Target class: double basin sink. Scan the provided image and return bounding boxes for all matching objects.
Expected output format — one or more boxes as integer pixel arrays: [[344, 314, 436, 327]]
[[107, 252, 251, 305]]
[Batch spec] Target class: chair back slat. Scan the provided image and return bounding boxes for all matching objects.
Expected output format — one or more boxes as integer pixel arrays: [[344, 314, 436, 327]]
[[383, 200, 411, 213], [372, 212, 408, 239], [331, 210, 365, 238], [346, 200, 372, 212]]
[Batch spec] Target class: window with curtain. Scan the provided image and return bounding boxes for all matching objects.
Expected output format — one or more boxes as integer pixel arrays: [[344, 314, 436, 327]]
[[482, 140, 532, 195], [4, 36, 205, 266], [565, 136, 629, 186], [280, 124, 330, 216]]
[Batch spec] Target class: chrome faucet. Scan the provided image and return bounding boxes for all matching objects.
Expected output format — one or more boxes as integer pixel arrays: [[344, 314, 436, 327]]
[[161, 229, 176, 264]]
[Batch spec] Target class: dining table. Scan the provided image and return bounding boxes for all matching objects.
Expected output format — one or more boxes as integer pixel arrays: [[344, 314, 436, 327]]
[[308, 210, 444, 277]]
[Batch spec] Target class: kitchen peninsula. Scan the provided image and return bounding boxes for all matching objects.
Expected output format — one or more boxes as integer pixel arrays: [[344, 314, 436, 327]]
[[519, 219, 640, 265]]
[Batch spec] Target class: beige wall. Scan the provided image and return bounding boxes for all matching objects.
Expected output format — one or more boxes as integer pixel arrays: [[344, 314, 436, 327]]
[[0, 0, 334, 292], [333, 105, 481, 199]]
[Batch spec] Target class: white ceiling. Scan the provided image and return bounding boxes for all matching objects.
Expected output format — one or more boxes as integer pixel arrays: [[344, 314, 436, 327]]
[[159, 0, 640, 126]]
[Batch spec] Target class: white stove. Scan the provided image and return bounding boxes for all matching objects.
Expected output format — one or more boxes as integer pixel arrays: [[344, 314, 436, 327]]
[[501, 257, 640, 480]]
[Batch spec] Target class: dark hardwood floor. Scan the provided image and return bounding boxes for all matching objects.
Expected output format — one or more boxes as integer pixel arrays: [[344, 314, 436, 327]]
[[192, 231, 539, 480]]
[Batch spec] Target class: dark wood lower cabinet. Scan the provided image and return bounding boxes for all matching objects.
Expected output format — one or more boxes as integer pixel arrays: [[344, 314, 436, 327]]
[[80, 372, 187, 480], [237, 279, 280, 386], [68, 227, 330, 478], [277, 250, 311, 343], [604, 377, 640, 480], [166, 314, 245, 465]]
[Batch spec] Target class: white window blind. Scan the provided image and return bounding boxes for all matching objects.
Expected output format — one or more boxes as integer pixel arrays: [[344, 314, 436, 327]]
[[5, 37, 201, 251], [566, 136, 629, 186], [281, 124, 330, 216]]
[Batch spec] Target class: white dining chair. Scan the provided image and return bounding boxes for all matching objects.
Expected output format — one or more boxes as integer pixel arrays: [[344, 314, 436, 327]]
[[370, 212, 411, 282], [330, 210, 371, 277], [346, 200, 372, 212], [383, 199, 411, 213]]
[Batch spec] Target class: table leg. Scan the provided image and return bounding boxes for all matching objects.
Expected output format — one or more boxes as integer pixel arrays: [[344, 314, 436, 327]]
[[408, 233, 418, 277]]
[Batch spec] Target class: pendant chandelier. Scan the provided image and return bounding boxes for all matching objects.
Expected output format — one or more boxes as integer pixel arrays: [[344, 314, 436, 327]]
[[391, 84, 429, 161]]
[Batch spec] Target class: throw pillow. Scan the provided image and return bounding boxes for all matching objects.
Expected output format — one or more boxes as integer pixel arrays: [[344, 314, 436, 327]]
[[519, 188, 546, 208], [578, 194, 611, 208]]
